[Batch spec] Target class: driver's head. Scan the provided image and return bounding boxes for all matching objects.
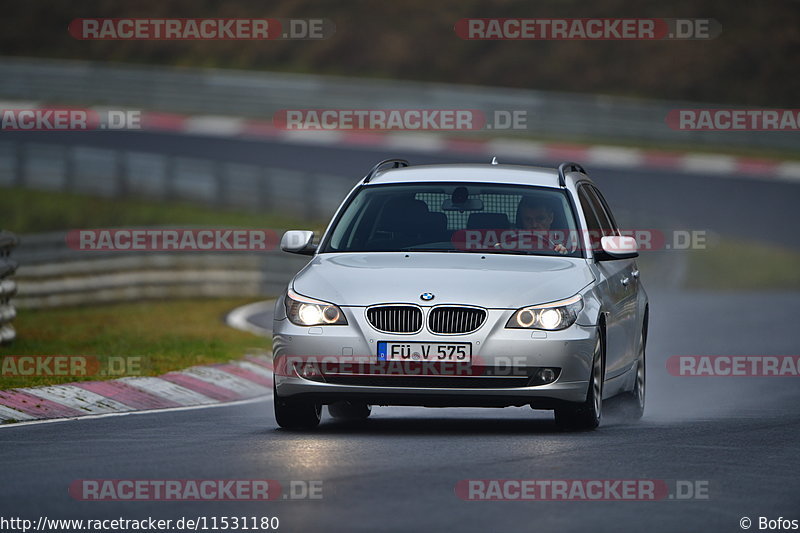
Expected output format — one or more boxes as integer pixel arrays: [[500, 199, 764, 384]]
[[517, 197, 555, 231]]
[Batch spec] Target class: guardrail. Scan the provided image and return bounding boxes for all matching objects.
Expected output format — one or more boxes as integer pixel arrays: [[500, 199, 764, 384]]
[[0, 56, 796, 152], [0, 135, 347, 310], [13, 230, 309, 309], [0, 230, 18, 343], [0, 139, 355, 221]]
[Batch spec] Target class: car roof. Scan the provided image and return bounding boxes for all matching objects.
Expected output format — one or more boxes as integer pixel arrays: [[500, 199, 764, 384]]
[[367, 163, 584, 188]]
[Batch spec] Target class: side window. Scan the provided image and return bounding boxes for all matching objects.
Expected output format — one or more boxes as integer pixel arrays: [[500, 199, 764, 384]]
[[578, 185, 603, 251], [585, 186, 616, 237], [578, 186, 600, 231], [589, 186, 620, 235]]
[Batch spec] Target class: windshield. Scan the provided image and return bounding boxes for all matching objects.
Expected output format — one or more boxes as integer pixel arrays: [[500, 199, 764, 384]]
[[321, 182, 582, 257]]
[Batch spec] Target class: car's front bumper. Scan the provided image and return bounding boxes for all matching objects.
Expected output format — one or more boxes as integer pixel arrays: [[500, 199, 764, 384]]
[[273, 307, 597, 408]]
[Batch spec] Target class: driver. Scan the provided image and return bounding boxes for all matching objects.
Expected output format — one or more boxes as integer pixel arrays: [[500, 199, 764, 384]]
[[516, 197, 569, 254]]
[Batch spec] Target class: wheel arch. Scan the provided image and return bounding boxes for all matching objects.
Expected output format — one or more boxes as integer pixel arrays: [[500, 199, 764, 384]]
[[597, 312, 607, 382]]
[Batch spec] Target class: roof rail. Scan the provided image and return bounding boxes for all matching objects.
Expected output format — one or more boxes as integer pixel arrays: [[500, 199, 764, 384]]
[[557, 162, 586, 187], [363, 159, 409, 183]]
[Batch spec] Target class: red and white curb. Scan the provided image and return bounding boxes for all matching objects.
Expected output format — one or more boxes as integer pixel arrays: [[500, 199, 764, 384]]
[[0, 353, 273, 425], [3, 101, 800, 183], [140, 111, 800, 182]]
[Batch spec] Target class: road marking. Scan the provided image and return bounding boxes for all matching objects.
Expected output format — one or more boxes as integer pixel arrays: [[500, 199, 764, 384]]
[[225, 300, 274, 336], [183, 115, 245, 136], [0, 395, 270, 430], [586, 146, 645, 168]]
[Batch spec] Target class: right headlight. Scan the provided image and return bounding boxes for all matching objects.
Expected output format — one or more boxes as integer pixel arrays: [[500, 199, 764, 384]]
[[284, 289, 347, 326], [505, 294, 584, 331]]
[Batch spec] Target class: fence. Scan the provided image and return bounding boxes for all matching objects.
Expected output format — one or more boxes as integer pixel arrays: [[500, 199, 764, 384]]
[[0, 56, 796, 152], [0, 230, 18, 343]]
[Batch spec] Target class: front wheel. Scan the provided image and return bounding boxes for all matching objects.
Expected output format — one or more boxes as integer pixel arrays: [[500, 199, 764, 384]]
[[555, 334, 603, 431], [273, 381, 321, 430]]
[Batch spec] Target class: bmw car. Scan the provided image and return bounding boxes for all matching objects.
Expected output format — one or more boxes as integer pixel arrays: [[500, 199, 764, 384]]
[[272, 159, 648, 430]]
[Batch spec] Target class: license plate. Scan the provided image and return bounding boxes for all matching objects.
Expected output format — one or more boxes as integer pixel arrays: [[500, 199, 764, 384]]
[[377, 342, 471, 362]]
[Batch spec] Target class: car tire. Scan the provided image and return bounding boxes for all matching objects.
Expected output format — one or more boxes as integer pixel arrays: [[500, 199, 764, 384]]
[[618, 330, 646, 420], [555, 333, 603, 431], [328, 401, 372, 421], [273, 381, 321, 430]]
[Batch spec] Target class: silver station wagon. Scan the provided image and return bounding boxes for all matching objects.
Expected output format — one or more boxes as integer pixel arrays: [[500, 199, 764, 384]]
[[273, 159, 648, 430]]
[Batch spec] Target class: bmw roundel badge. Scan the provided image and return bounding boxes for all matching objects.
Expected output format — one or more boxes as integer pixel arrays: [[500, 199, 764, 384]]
[[420, 292, 435, 301]]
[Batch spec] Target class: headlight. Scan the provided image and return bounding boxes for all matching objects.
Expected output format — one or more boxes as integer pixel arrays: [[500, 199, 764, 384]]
[[505, 294, 583, 331], [285, 289, 347, 326]]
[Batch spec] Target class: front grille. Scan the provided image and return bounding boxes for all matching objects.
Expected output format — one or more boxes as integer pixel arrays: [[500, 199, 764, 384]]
[[428, 306, 486, 334], [366, 305, 422, 333]]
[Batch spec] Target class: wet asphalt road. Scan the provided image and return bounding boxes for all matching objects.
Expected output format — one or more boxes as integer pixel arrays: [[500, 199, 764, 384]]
[[1, 289, 799, 532]]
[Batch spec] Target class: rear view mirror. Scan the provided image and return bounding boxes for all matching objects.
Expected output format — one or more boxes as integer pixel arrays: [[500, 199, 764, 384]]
[[442, 185, 484, 211], [598, 235, 639, 260], [442, 198, 484, 211], [281, 230, 317, 255]]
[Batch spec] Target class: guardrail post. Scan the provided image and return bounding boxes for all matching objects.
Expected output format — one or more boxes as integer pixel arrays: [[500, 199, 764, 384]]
[[304, 173, 319, 221], [259, 167, 273, 211], [13, 142, 26, 187], [64, 145, 76, 193], [215, 160, 228, 206], [164, 155, 176, 201], [0, 230, 19, 345], [116, 150, 129, 197]]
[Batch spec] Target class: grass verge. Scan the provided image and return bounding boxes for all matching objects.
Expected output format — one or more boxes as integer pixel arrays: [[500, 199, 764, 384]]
[[0, 186, 324, 234], [0, 298, 270, 390], [686, 239, 800, 290]]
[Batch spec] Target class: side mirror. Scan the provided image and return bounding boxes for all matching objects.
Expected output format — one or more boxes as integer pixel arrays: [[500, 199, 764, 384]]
[[281, 230, 317, 256], [597, 235, 639, 260]]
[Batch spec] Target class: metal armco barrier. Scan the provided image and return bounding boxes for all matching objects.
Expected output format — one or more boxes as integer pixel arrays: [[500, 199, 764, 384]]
[[0, 56, 797, 151], [0, 230, 18, 343], [0, 140, 354, 221], [12, 230, 309, 309]]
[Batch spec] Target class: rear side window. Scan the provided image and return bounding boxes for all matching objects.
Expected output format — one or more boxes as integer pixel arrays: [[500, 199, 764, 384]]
[[578, 186, 602, 233], [589, 185, 620, 235], [578, 185, 608, 251], [585, 186, 617, 237]]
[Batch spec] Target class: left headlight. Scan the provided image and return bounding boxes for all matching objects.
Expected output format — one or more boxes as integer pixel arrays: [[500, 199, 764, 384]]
[[285, 288, 348, 326], [505, 294, 584, 331]]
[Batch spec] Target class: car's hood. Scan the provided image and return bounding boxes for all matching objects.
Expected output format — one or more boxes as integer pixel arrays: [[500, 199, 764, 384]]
[[292, 252, 594, 309]]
